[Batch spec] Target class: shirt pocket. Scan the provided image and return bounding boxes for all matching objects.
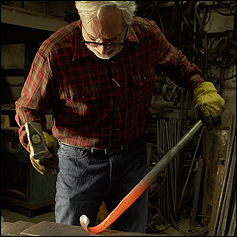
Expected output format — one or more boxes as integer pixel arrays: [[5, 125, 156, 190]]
[[62, 84, 102, 119], [130, 66, 155, 87], [64, 84, 99, 103]]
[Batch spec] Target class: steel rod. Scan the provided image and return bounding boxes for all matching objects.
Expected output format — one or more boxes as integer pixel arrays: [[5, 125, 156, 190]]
[[177, 126, 205, 213], [212, 115, 236, 235], [217, 118, 236, 236], [79, 120, 204, 233]]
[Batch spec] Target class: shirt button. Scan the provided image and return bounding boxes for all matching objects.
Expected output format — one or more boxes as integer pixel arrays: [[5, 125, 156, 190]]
[[82, 95, 85, 98], [117, 128, 120, 131], [117, 107, 120, 110], [143, 77, 146, 80]]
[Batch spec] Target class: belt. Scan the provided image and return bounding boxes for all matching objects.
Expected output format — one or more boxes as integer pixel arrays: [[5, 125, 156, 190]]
[[81, 140, 134, 155]]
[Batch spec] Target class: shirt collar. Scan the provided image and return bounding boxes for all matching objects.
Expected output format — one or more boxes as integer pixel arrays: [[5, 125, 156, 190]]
[[72, 19, 140, 61], [72, 21, 91, 61], [127, 25, 140, 44]]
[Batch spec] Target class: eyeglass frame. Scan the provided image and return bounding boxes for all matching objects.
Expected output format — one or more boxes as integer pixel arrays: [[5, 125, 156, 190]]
[[81, 23, 129, 48]]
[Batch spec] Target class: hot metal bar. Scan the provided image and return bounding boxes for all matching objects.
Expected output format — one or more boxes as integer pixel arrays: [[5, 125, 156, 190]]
[[79, 120, 203, 234]]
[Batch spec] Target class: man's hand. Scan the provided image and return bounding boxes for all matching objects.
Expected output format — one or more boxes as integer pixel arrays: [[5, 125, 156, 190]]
[[193, 81, 225, 129], [30, 132, 59, 175]]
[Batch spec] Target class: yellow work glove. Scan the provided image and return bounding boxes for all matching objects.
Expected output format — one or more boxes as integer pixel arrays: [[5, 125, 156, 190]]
[[193, 81, 225, 129], [30, 132, 59, 175]]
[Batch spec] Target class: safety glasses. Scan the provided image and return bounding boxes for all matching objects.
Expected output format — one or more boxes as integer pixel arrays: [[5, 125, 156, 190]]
[[81, 24, 129, 48]]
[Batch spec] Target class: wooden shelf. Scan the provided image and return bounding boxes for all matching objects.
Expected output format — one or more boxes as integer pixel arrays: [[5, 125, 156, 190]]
[[1, 5, 68, 44], [1, 5, 67, 32]]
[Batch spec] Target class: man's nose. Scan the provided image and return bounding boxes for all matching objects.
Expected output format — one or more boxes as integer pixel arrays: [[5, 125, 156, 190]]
[[97, 44, 108, 54]]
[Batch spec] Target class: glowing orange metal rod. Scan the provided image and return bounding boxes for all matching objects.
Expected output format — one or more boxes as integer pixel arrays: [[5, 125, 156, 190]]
[[80, 120, 203, 234]]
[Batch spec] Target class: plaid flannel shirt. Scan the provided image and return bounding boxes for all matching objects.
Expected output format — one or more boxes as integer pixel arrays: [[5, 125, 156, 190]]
[[15, 16, 204, 151]]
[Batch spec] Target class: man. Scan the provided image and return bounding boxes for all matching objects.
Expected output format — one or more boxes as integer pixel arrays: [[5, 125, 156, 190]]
[[15, 1, 225, 233]]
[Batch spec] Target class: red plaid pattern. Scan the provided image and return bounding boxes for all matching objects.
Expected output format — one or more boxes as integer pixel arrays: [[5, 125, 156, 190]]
[[15, 17, 204, 150]]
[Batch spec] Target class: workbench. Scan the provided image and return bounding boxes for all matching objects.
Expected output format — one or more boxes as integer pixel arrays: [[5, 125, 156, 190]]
[[1, 221, 162, 236]]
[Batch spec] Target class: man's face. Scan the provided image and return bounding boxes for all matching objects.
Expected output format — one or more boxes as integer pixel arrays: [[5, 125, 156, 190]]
[[81, 9, 127, 60]]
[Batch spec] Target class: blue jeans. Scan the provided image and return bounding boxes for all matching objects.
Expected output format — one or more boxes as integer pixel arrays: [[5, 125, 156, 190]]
[[55, 136, 148, 233]]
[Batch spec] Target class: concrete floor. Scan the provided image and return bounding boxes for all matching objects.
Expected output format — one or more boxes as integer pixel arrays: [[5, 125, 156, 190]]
[[1, 202, 208, 236]]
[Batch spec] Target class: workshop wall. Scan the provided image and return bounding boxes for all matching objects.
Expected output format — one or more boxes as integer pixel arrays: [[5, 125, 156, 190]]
[[12, 1, 46, 14], [1, 43, 25, 102], [1, 1, 73, 104], [202, 6, 236, 127], [135, 1, 236, 128]]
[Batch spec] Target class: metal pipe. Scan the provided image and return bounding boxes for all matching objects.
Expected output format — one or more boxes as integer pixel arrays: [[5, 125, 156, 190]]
[[177, 125, 205, 214]]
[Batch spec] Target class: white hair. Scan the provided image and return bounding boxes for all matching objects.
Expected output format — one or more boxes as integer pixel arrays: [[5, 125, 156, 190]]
[[75, 1, 137, 24]]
